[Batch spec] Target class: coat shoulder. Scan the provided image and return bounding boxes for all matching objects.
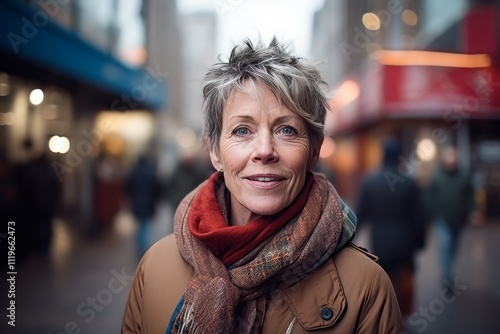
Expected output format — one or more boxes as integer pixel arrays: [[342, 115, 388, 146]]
[[140, 234, 193, 297], [333, 242, 387, 286], [344, 243, 379, 262], [122, 234, 193, 334], [142, 234, 186, 268]]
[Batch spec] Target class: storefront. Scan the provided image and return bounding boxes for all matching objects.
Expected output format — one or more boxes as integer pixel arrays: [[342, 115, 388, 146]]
[[325, 50, 500, 218], [0, 0, 168, 228]]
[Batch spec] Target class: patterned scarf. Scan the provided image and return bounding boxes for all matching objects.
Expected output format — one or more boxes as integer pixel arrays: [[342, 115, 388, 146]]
[[171, 171, 354, 334]]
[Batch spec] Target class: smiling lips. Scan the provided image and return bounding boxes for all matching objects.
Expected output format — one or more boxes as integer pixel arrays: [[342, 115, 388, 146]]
[[244, 174, 286, 189]]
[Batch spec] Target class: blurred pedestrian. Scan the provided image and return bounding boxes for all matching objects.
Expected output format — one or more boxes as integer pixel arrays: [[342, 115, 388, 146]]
[[125, 154, 161, 256], [18, 153, 61, 255], [93, 150, 125, 234], [166, 151, 211, 211], [314, 158, 336, 186], [0, 155, 18, 219], [425, 145, 481, 283], [0, 155, 24, 263], [356, 138, 428, 319]]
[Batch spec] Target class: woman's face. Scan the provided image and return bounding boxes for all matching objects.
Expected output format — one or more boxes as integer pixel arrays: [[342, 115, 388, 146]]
[[210, 80, 321, 226]]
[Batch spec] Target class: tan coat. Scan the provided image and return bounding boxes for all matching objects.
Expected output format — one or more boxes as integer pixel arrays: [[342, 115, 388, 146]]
[[122, 234, 404, 333]]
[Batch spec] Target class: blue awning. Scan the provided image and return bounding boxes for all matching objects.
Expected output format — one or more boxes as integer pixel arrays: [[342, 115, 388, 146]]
[[0, 0, 167, 111]]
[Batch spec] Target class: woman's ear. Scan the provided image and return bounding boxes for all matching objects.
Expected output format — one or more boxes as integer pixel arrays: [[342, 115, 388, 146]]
[[205, 137, 222, 171], [307, 136, 324, 170], [207, 138, 223, 171], [210, 149, 223, 171]]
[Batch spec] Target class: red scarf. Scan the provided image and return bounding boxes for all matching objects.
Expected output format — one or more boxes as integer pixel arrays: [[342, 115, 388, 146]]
[[173, 171, 346, 334], [188, 171, 314, 266]]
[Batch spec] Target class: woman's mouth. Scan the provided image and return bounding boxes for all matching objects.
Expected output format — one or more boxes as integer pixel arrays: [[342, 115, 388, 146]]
[[244, 175, 285, 189], [248, 176, 280, 182]]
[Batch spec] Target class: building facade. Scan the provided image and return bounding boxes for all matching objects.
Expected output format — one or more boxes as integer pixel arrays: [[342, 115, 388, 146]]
[[311, 0, 500, 218], [0, 0, 178, 231]]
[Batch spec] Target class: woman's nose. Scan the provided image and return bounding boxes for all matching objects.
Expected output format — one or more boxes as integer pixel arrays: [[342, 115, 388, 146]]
[[251, 132, 279, 164]]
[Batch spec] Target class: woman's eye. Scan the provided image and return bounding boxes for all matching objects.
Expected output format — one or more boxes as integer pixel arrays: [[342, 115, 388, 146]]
[[279, 126, 296, 136], [234, 127, 249, 136]]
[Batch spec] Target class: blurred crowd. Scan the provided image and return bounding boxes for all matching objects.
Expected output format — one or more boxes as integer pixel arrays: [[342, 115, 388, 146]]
[[0, 146, 215, 263], [355, 138, 482, 324]]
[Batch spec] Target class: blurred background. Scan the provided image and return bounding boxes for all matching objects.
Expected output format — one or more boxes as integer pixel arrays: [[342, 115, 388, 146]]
[[0, 0, 499, 333]]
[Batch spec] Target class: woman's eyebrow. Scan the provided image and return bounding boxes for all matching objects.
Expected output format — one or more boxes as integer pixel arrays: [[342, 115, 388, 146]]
[[273, 115, 301, 123], [228, 115, 254, 122]]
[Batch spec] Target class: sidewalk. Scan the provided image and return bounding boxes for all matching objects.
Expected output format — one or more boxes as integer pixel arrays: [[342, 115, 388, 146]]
[[355, 220, 500, 334], [412, 220, 500, 334], [1, 201, 174, 334]]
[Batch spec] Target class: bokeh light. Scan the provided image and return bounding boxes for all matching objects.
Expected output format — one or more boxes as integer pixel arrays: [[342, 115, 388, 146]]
[[362, 12, 381, 31], [176, 127, 197, 149], [0, 72, 10, 96], [402, 9, 418, 26], [29, 88, 44, 105], [416, 138, 436, 161], [0, 112, 14, 126], [49, 135, 70, 154], [320, 137, 336, 159]]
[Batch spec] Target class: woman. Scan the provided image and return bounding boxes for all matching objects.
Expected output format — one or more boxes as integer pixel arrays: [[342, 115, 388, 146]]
[[122, 38, 403, 334]]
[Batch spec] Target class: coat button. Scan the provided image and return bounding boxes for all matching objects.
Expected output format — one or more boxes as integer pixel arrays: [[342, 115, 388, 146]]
[[321, 307, 333, 320]]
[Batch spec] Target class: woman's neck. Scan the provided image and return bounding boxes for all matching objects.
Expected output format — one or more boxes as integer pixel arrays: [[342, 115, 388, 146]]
[[228, 193, 261, 226]]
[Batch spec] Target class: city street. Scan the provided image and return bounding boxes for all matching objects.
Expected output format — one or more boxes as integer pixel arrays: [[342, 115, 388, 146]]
[[355, 219, 500, 334], [2, 203, 500, 334], [1, 1, 499, 334]]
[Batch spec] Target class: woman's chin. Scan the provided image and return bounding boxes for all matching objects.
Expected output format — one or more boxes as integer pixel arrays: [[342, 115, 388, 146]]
[[245, 200, 288, 217]]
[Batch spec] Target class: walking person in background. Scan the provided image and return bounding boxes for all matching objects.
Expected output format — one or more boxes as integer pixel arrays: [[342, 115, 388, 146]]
[[125, 154, 161, 257], [19, 153, 61, 255], [93, 149, 126, 235], [356, 138, 428, 321], [425, 145, 482, 284], [166, 151, 212, 213]]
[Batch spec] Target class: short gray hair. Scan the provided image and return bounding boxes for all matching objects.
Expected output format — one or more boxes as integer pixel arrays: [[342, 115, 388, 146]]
[[202, 38, 329, 156]]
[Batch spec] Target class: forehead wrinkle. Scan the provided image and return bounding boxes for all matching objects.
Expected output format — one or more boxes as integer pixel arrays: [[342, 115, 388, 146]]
[[225, 79, 287, 119], [273, 115, 302, 124], [267, 102, 284, 118], [245, 79, 287, 120], [224, 79, 259, 111]]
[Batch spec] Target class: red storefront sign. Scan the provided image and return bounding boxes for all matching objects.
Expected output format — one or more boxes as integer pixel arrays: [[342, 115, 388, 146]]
[[382, 64, 500, 117], [329, 56, 500, 134]]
